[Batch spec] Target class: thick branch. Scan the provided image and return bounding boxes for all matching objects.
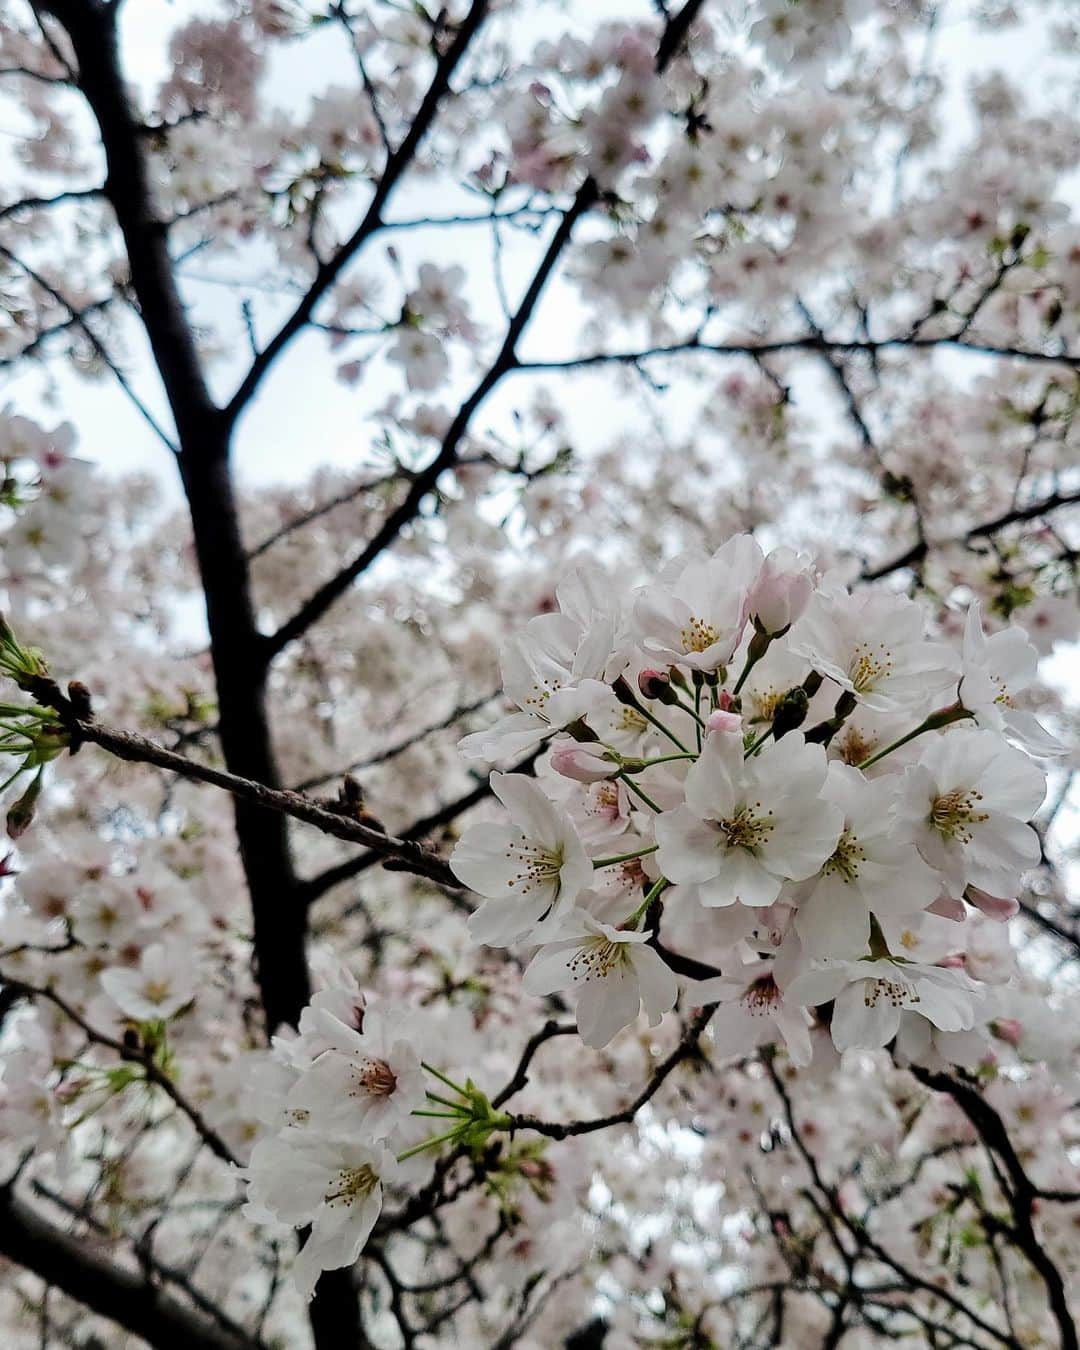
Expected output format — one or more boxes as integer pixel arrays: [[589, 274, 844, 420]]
[[0, 1187, 260, 1350]]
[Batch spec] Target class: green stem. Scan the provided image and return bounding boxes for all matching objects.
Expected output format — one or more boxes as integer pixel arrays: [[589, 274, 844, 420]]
[[626, 876, 670, 929], [592, 843, 660, 869], [424, 1090, 470, 1113], [733, 629, 772, 696], [619, 772, 663, 814], [635, 702, 691, 753], [421, 1061, 469, 1099], [856, 704, 973, 771], [625, 753, 696, 771], [396, 1125, 466, 1162], [743, 728, 773, 757], [671, 691, 706, 728]]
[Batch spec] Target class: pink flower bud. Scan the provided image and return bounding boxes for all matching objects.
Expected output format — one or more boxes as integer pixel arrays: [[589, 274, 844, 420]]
[[716, 689, 736, 711], [550, 741, 616, 784], [705, 709, 741, 735], [990, 1017, 1023, 1048], [965, 887, 1019, 922], [939, 952, 967, 968], [747, 547, 815, 635], [637, 668, 670, 700]]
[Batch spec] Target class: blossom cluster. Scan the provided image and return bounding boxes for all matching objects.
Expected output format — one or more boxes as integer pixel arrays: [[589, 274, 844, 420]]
[[450, 536, 1062, 1061]]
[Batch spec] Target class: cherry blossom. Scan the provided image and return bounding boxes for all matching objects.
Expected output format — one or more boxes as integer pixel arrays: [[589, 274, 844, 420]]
[[450, 772, 593, 944], [521, 907, 678, 1047], [655, 732, 843, 909]]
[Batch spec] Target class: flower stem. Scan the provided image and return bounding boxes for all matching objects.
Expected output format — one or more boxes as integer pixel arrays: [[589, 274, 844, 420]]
[[743, 728, 773, 757], [856, 703, 973, 771], [733, 629, 771, 696], [396, 1125, 466, 1162], [624, 753, 696, 771], [421, 1061, 469, 1099], [618, 772, 663, 814], [424, 1090, 470, 1113], [592, 843, 660, 869], [626, 876, 669, 929]]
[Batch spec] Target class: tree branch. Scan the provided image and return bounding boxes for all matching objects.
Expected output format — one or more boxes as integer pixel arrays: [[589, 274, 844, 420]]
[[222, 0, 493, 427], [0, 1186, 262, 1350], [260, 0, 708, 661]]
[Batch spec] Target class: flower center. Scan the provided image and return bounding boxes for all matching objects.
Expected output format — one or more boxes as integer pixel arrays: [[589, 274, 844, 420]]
[[505, 840, 564, 894], [930, 788, 988, 843], [744, 973, 780, 1015], [863, 977, 919, 1009], [751, 689, 782, 722], [325, 1163, 379, 1208], [588, 783, 621, 821], [716, 804, 774, 853], [849, 642, 893, 692], [837, 727, 874, 766], [352, 1058, 397, 1098], [617, 707, 648, 734], [680, 615, 721, 653], [821, 829, 866, 883], [567, 938, 626, 982], [143, 979, 172, 1005], [522, 678, 562, 714]]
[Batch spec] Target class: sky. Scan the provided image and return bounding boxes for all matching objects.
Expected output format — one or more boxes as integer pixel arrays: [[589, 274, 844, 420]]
[[4, 0, 1074, 508]]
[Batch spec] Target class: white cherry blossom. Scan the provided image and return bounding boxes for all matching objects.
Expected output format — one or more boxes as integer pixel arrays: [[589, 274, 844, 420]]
[[633, 535, 763, 672], [959, 601, 1065, 757], [786, 958, 982, 1051], [451, 772, 592, 945], [794, 763, 941, 958], [655, 732, 843, 909], [894, 727, 1045, 899], [521, 907, 677, 1047], [99, 941, 196, 1021], [244, 1135, 397, 1299], [286, 1005, 426, 1140], [789, 589, 958, 712]]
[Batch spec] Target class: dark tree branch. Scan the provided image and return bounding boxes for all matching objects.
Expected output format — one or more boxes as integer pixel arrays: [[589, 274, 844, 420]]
[[26, 678, 460, 888], [507, 1004, 716, 1140], [222, 0, 493, 427], [261, 0, 708, 662], [911, 1066, 1078, 1350], [300, 746, 540, 904], [0, 1186, 262, 1350]]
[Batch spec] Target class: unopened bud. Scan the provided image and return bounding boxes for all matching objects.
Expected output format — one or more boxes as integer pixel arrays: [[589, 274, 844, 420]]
[[550, 741, 618, 783], [747, 547, 815, 636], [705, 709, 741, 735], [771, 686, 809, 740], [990, 1017, 1023, 1048], [6, 768, 43, 839], [637, 668, 677, 704]]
